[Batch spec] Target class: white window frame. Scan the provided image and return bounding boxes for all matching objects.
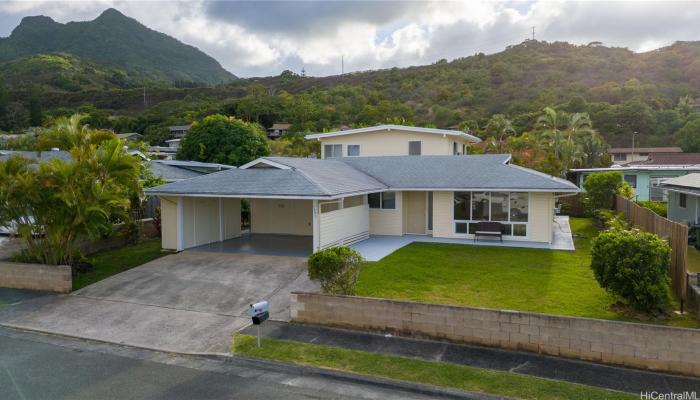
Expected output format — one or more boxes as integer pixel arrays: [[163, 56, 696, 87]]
[[451, 191, 530, 240], [408, 141, 422, 156], [324, 144, 343, 159], [347, 144, 361, 157], [369, 191, 397, 210]]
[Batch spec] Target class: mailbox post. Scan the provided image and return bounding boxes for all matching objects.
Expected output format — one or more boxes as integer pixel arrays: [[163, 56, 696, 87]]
[[248, 301, 269, 348]]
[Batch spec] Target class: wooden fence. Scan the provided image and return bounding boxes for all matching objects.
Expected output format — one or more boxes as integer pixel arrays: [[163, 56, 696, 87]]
[[615, 196, 688, 306]]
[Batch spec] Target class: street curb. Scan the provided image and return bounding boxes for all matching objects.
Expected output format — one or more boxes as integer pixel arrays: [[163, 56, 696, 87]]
[[228, 354, 506, 400], [0, 322, 232, 357]]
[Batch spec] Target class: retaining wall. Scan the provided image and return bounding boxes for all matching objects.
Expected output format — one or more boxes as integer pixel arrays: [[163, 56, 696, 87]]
[[0, 261, 71, 293], [291, 292, 700, 376]]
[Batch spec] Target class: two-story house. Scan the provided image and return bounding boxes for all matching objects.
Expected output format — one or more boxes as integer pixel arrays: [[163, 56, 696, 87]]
[[609, 147, 682, 165], [146, 125, 579, 257]]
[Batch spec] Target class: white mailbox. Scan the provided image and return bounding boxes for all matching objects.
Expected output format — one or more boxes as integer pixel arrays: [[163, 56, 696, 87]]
[[249, 301, 269, 317]]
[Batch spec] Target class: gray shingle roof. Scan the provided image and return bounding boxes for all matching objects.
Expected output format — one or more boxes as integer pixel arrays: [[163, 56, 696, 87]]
[[146, 154, 578, 198], [150, 162, 204, 182], [340, 155, 578, 191]]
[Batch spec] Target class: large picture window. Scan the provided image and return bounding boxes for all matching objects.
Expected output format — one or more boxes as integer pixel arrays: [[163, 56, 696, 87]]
[[453, 192, 529, 237]]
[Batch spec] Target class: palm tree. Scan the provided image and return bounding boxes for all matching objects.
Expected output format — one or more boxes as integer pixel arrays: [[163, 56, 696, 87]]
[[37, 114, 116, 154], [484, 114, 516, 152], [536, 107, 599, 174]]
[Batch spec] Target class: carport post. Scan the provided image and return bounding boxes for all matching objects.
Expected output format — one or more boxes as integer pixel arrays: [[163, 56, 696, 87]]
[[177, 196, 184, 251], [312, 200, 320, 252]]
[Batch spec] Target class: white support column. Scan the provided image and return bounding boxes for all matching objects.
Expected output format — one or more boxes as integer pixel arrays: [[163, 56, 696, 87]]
[[312, 200, 320, 252], [177, 196, 185, 251], [218, 198, 224, 242], [339, 197, 344, 210]]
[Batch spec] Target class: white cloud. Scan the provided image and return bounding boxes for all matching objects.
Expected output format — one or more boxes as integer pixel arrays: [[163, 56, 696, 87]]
[[1, 1, 700, 77]]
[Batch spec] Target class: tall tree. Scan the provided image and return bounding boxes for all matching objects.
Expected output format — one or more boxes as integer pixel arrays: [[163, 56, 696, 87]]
[[176, 114, 270, 166]]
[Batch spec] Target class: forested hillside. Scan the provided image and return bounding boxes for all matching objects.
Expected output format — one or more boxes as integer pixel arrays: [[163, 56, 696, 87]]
[[2, 32, 700, 150]]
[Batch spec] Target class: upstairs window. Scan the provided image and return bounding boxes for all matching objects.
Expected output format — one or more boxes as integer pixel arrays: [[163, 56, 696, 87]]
[[324, 144, 342, 159], [613, 153, 626, 161], [347, 144, 360, 157], [409, 141, 422, 156]]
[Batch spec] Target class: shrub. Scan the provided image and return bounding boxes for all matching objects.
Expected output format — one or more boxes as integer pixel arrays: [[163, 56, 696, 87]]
[[307, 246, 364, 295], [582, 171, 632, 214], [590, 229, 671, 313], [636, 200, 667, 217]]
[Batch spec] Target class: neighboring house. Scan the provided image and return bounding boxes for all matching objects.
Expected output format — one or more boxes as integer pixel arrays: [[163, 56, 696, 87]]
[[149, 139, 181, 160], [608, 147, 682, 165], [117, 132, 144, 142], [267, 123, 291, 138], [169, 125, 191, 139], [660, 174, 700, 226], [305, 125, 481, 158], [0, 149, 70, 163], [571, 153, 700, 201], [146, 140, 579, 252]]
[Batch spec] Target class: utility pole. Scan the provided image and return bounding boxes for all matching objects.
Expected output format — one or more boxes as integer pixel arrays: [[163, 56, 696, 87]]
[[632, 131, 638, 162], [531, 26, 535, 41]]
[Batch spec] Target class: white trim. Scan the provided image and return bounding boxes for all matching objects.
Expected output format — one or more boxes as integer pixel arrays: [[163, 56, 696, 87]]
[[147, 187, 579, 200], [239, 158, 291, 170], [312, 200, 320, 252], [304, 124, 481, 142], [572, 166, 700, 172]]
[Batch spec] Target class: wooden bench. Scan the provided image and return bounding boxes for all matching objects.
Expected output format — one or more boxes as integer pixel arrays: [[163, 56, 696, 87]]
[[474, 221, 504, 242]]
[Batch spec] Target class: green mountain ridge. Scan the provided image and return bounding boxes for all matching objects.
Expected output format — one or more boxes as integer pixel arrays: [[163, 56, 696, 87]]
[[0, 8, 236, 86]]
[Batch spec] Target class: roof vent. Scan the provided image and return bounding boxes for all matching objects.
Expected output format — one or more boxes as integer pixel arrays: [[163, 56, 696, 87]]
[[50, 147, 60, 151]]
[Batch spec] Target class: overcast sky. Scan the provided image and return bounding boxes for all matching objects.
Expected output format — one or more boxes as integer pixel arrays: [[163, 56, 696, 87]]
[[1, 1, 699, 77]]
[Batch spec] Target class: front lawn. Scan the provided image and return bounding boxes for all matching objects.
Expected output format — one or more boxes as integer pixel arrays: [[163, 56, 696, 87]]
[[356, 218, 697, 327], [72, 239, 167, 290], [233, 335, 633, 400]]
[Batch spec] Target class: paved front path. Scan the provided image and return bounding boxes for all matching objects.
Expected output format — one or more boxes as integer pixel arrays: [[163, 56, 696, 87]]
[[0, 327, 459, 400], [0, 251, 318, 354], [243, 321, 700, 395]]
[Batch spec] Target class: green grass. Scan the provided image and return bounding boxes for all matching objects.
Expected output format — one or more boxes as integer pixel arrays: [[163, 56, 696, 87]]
[[72, 240, 166, 290], [233, 335, 633, 400], [356, 218, 697, 328]]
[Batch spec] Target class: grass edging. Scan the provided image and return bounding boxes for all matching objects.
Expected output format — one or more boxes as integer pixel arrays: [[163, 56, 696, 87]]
[[232, 334, 634, 400]]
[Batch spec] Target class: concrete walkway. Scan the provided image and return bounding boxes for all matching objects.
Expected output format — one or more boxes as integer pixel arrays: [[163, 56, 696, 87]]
[[243, 321, 700, 395], [352, 216, 575, 261]]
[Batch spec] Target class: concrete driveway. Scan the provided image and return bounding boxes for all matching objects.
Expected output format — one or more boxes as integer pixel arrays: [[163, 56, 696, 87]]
[[0, 251, 317, 354]]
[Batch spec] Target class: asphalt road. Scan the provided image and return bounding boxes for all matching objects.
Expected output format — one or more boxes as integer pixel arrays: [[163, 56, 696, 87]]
[[0, 328, 447, 400]]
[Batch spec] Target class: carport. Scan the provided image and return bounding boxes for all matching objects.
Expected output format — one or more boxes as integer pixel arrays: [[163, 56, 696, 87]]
[[146, 157, 385, 256]]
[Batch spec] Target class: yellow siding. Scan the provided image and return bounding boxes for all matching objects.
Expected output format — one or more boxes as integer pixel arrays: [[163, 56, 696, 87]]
[[431, 191, 453, 238], [251, 199, 313, 235], [529, 192, 554, 243], [160, 196, 178, 250], [369, 192, 403, 235], [319, 130, 473, 157]]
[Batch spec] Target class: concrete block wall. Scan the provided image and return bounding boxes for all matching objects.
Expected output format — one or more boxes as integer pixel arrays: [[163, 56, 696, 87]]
[[291, 292, 700, 376], [0, 261, 71, 293]]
